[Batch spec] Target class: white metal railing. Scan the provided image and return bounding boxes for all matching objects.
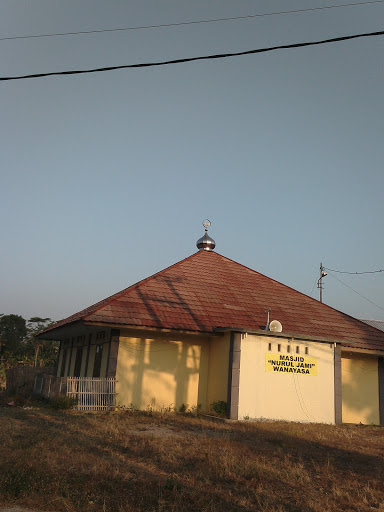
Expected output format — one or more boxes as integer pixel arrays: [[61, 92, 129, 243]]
[[66, 377, 117, 411]]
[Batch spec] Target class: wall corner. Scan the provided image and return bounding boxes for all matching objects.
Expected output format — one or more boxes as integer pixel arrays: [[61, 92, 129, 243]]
[[378, 357, 384, 426], [334, 344, 342, 425], [227, 332, 241, 420], [106, 329, 120, 378]]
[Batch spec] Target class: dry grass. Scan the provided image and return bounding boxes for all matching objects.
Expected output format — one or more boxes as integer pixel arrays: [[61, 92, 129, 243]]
[[0, 407, 383, 512]]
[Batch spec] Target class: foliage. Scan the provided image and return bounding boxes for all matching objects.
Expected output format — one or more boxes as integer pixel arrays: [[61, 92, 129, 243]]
[[0, 314, 27, 355], [25, 317, 58, 367], [178, 403, 188, 413], [210, 400, 227, 417], [49, 395, 78, 410], [0, 314, 58, 375]]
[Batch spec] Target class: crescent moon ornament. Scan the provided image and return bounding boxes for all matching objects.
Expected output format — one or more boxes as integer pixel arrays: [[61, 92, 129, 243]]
[[202, 219, 211, 229]]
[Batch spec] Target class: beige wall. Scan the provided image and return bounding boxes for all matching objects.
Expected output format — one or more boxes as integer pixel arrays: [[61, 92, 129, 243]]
[[342, 353, 379, 425], [116, 330, 210, 411], [238, 334, 336, 423], [206, 333, 230, 409]]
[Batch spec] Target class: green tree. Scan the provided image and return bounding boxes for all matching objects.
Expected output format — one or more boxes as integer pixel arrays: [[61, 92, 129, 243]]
[[0, 314, 27, 356], [25, 317, 58, 367]]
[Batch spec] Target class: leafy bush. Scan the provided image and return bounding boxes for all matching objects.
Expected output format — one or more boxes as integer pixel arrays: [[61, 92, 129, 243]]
[[210, 400, 227, 417], [50, 395, 77, 410]]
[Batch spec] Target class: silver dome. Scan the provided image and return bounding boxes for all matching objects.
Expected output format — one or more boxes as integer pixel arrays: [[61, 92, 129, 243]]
[[196, 231, 216, 251]]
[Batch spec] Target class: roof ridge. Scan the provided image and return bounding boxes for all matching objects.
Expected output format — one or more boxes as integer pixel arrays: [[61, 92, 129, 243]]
[[82, 251, 204, 320], [43, 251, 203, 333], [213, 252, 381, 329]]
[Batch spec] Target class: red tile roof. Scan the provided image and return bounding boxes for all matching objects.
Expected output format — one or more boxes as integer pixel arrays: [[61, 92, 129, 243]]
[[39, 251, 384, 351]]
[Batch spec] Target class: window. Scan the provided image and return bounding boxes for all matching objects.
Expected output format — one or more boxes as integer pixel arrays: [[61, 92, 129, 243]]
[[296, 346, 300, 354], [268, 343, 272, 351], [278, 344, 281, 352], [60, 349, 67, 377], [305, 347, 309, 355], [93, 344, 103, 378], [287, 345, 291, 353], [73, 347, 83, 377]]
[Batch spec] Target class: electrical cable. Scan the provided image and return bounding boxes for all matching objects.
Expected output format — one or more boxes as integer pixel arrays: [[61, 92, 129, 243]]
[[327, 271, 384, 312], [2, 0, 384, 41], [324, 267, 384, 274], [2, 29, 384, 81], [309, 276, 318, 297], [292, 372, 315, 422]]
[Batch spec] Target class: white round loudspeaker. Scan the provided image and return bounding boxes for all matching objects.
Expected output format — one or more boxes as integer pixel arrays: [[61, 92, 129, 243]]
[[269, 320, 283, 332]]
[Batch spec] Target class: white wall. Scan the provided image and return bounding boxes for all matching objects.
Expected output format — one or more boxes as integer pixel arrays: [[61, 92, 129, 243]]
[[238, 334, 336, 423]]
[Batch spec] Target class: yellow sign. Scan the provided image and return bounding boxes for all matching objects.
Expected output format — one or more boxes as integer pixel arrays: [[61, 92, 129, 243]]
[[266, 353, 317, 376]]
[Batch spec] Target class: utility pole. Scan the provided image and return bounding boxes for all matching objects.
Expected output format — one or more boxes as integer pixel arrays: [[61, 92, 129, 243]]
[[317, 262, 327, 303]]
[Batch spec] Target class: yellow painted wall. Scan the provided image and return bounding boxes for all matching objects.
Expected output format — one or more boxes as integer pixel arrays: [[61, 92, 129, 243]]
[[206, 333, 230, 409], [341, 353, 379, 425], [116, 331, 210, 411], [238, 335, 336, 423]]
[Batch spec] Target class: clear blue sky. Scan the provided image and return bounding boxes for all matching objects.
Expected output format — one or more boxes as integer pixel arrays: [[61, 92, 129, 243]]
[[1, 0, 384, 323]]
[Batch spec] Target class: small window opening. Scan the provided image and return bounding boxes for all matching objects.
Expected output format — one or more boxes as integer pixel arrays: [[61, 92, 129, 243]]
[[268, 343, 272, 351], [93, 344, 103, 378], [73, 347, 83, 377], [278, 344, 281, 352], [305, 347, 309, 355], [60, 349, 68, 378], [296, 346, 300, 354]]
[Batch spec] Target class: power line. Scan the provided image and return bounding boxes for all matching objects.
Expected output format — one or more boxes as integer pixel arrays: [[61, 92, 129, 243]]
[[324, 267, 384, 274], [327, 271, 384, 312], [1, 0, 384, 42], [1, 29, 384, 82], [309, 276, 318, 297]]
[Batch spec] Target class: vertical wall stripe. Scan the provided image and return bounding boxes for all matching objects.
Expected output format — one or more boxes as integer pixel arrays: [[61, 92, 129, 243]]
[[55, 341, 62, 377], [379, 357, 384, 426], [334, 344, 342, 425], [226, 331, 241, 420], [84, 334, 92, 377], [226, 332, 234, 419], [106, 329, 120, 378], [66, 338, 74, 377]]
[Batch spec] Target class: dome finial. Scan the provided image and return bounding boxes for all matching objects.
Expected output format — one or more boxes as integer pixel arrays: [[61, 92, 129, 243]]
[[196, 219, 216, 251]]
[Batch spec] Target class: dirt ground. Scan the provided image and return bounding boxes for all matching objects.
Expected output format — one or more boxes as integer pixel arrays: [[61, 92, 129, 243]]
[[0, 509, 47, 512]]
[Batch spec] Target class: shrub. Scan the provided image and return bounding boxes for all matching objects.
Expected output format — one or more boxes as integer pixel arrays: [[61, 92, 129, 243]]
[[178, 403, 188, 413], [49, 395, 77, 410], [210, 400, 227, 417], [190, 403, 202, 415]]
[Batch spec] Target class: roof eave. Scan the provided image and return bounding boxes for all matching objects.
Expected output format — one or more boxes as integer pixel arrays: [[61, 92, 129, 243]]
[[83, 320, 221, 337], [341, 346, 384, 357], [214, 327, 343, 345]]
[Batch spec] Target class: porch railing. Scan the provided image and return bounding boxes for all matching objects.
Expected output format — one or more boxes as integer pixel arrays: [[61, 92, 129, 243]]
[[33, 374, 117, 411], [67, 377, 117, 411]]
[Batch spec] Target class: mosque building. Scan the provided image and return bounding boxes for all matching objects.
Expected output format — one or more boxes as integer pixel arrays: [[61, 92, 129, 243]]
[[37, 222, 384, 424]]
